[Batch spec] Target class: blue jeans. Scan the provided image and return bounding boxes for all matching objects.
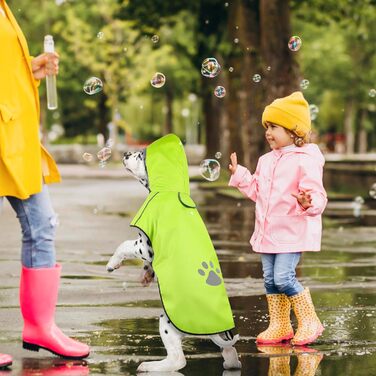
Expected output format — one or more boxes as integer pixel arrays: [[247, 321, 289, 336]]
[[261, 253, 304, 297], [6, 185, 56, 268]]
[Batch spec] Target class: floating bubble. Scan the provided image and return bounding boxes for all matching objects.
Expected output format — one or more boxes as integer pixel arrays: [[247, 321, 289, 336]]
[[214, 86, 226, 98], [354, 196, 364, 205], [266, 66, 271, 71], [369, 89, 376, 98], [300, 79, 310, 90], [82, 152, 93, 162], [215, 152, 222, 159], [201, 57, 221, 78], [97, 32, 104, 39], [288, 36, 302, 51], [97, 147, 112, 162], [83, 77, 103, 95], [252, 74, 261, 83], [151, 34, 159, 43], [369, 183, 376, 199], [234, 38, 239, 44], [150, 72, 166, 88], [309, 104, 319, 120], [199, 159, 221, 181], [224, 2, 229, 7], [229, 67, 234, 72]]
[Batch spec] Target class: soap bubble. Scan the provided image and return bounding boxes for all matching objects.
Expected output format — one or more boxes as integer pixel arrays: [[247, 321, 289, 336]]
[[150, 72, 166, 88], [300, 79, 310, 90], [215, 152, 222, 159], [288, 36, 302, 51], [214, 86, 226, 98], [97, 32, 104, 39], [369, 89, 376, 98], [82, 153, 93, 162], [228, 67, 234, 72], [234, 38, 239, 44], [309, 104, 319, 120], [151, 34, 159, 43], [354, 196, 364, 205], [369, 183, 376, 199], [83, 77, 103, 95], [252, 74, 261, 83], [199, 159, 221, 181], [97, 147, 112, 162], [201, 57, 221, 78]]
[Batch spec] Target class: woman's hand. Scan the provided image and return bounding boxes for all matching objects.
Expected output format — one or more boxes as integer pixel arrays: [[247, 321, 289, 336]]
[[31, 52, 59, 80], [229, 152, 238, 174], [291, 190, 313, 210]]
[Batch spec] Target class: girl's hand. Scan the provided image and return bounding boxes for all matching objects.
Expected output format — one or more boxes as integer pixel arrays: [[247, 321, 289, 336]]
[[229, 152, 238, 174], [291, 190, 313, 210], [31, 52, 59, 80]]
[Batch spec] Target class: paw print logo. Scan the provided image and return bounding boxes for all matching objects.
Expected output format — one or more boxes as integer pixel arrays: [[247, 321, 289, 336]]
[[198, 261, 222, 286]]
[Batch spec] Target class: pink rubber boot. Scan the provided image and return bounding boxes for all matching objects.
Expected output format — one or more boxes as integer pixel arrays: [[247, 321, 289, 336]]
[[0, 353, 12, 368], [20, 264, 90, 359]]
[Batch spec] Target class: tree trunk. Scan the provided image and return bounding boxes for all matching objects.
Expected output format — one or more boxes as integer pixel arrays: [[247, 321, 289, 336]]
[[358, 108, 368, 153], [164, 89, 173, 135], [344, 98, 355, 154]]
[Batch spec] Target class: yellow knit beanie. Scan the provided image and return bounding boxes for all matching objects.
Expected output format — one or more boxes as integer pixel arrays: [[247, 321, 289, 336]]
[[261, 91, 311, 138]]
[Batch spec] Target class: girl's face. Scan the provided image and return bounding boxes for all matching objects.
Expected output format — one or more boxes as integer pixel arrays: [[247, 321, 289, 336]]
[[265, 123, 294, 150]]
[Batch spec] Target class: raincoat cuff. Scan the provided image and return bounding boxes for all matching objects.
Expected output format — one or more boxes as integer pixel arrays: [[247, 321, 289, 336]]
[[229, 165, 249, 187]]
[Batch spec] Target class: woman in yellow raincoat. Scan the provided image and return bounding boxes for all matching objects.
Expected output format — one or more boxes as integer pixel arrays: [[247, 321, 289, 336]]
[[0, 0, 89, 366]]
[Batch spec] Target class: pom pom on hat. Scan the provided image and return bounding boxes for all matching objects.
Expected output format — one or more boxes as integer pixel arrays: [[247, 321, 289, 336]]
[[262, 91, 311, 138]]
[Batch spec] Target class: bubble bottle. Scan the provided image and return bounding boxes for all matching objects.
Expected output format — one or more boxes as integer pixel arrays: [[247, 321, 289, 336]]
[[44, 35, 58, 110]]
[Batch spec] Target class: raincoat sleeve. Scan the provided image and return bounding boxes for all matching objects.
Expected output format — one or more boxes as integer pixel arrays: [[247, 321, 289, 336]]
[[296, 154, 327, 216], [228, 162, 260, 202]]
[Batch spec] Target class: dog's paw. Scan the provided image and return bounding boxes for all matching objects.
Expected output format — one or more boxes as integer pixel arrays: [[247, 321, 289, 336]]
[[197, 261, 222, 286]]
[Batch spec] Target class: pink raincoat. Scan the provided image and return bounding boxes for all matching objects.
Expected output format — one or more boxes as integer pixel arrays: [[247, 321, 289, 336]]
[[229, 144, 327, 253]]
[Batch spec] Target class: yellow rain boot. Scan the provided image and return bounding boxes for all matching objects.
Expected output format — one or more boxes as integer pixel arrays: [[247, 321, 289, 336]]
[[293, 348, 323, 376], [258, 344, 292, 376], [256, 294, 294, 344], [289, 288, 324, 346]]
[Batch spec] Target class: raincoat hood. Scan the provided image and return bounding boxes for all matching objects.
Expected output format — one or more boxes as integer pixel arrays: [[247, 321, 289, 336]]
[[145, 134, 190, 194]]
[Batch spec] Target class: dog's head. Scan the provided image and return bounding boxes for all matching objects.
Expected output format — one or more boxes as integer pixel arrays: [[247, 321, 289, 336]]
[[123, 151, 149, 190]]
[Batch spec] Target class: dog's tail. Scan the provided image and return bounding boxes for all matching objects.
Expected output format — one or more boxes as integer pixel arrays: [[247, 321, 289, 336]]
[[211, 331, 239, 348]]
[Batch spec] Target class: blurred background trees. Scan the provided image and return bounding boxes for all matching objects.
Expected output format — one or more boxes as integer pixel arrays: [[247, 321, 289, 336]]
[[9, 0, 376, 166]]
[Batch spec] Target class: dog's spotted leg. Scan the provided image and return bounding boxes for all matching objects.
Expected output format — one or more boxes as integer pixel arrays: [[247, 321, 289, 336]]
[[106, 231, 153, 272], [137, 312, 186, 372], [210, 332, 242, 370]]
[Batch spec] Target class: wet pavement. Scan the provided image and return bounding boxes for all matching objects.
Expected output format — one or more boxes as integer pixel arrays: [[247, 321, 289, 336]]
[[0, 167, 375, 375]]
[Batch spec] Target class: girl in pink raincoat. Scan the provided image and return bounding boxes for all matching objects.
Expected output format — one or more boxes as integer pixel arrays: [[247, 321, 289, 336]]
[[229, 92, 327, 346]]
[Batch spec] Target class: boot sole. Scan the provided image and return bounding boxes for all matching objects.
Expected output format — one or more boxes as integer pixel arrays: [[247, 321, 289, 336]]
[[0, 361, 12, 369], [292, 326, 324, 346], [256, 332, 294, 344], [23, 341, 89, 359]]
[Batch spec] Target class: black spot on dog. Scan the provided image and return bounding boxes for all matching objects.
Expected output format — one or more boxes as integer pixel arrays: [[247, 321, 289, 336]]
[[147, 239, 152, 246], [164, 330, 168, 334], [148, 251, 153, 258], [139, 249, 143, 254], [143, 265, 149, 270]]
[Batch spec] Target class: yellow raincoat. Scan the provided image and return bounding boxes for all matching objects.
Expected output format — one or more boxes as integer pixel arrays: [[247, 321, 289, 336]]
[[0, 0, 60, 200]]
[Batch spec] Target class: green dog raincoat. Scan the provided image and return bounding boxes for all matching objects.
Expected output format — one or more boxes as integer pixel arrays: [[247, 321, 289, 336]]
[[131, 134, 235, 335]]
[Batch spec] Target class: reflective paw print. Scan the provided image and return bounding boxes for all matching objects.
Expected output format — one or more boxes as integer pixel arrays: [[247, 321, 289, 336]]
[[198, 261, 222, 286]]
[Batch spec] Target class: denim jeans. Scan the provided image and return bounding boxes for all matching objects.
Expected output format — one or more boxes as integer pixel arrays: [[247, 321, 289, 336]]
[[6, 185, 57, 268], [261, 253, 304, 297]]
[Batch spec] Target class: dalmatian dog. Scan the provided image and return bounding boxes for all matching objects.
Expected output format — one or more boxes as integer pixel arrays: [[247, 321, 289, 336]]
[[106, 150, 241, 373]]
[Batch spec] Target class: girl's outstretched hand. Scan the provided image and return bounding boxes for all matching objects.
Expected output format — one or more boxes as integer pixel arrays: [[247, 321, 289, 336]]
[[291, 190, 313, 210], [229, 152, 238, 174]]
